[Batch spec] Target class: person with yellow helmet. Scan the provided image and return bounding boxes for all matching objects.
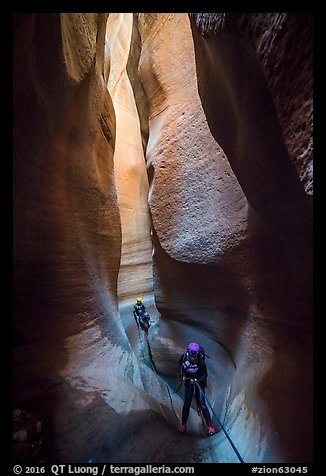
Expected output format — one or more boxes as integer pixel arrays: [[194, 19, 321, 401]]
[[133, 297, 150, 333]]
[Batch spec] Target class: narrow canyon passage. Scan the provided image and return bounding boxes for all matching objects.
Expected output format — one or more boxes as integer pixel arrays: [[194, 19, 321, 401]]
[[13, 13, 313, 464]]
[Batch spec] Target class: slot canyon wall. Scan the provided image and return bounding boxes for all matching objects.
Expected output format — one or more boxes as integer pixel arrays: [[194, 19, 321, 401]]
[[13, 13, 313, 464]]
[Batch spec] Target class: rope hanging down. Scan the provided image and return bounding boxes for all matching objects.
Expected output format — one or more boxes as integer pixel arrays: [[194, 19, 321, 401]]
[[138, 329, 243, 463], [133, 313, 181, 421], [136, 323, 146, 359], [194, 380, 245, 463], [144, 335, 180, 421]]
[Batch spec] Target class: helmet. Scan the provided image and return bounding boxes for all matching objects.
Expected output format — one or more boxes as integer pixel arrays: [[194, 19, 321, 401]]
[[187, 342, 200, 353], [137, 297, 142, 303]]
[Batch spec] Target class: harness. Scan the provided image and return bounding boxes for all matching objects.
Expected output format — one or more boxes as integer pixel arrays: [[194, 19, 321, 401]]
[[181, 351, 203, 377], [134, 304, 147, 317]]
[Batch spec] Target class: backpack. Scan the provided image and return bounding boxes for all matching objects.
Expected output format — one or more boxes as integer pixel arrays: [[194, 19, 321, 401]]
[[198, 345, 208, 361], [188, 345, 208, 361]]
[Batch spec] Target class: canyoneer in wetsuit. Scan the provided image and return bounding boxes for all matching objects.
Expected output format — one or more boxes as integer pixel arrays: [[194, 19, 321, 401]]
[[133, 297, 150, 333], [178, 342, 216, 436]]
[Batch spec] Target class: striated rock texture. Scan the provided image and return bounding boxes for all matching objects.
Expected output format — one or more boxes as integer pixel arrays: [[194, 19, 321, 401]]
[[136, 13, 250, 265], [13, 13, 163, 463], [106, 14, 154, 308], [134, 13, 312, 462], [13, 12, 312, 464], [190, 13, 313, 195]]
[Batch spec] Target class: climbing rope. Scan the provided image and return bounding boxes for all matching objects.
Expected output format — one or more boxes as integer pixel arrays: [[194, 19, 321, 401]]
[[194, 385, 206, 429], [194, 380, 245, 463], [142, 334, 180, 421], [173, 378, 183, 394], [164, 378, 180, 421], [145, 337, 157, 372], [135, 322, 146, 359], [132, 310, 180, 420], [135, 325, 244, 462]]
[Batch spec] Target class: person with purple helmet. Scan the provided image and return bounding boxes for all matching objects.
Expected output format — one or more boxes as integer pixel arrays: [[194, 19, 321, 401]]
[[178, 342, 216, 436]]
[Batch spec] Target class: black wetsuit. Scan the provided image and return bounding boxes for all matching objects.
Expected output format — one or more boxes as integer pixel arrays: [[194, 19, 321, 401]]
[[179, 351, 212, 427], [133, 303, 150, 331]]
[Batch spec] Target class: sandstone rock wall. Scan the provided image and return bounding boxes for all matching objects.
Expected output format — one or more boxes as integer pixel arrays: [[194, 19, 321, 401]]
[[13, 13, 146, 462], [13, 12, 313, 464], [190, 13, 313, 195], [134, 13, 312, 462], [106, 13, 154, 310]]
